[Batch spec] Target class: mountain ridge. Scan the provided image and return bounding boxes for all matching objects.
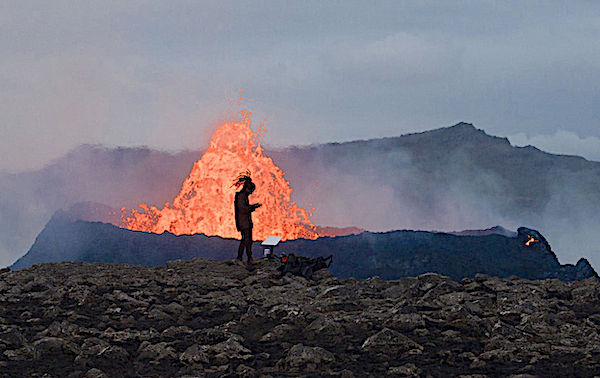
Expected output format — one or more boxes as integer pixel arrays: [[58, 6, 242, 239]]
[[11, 214, 597, 283], [2, 122, 600, 271]]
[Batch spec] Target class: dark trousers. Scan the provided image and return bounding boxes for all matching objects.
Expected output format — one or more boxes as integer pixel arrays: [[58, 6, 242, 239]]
[[237, 228, 253, 260]]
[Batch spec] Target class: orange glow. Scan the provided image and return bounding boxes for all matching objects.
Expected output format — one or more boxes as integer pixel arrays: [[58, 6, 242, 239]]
[[122, 110, 319, 241], [525, 235, 539, 247]]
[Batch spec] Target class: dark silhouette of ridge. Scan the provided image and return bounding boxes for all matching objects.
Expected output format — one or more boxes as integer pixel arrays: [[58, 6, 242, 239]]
[[12, 215, 597, 282]]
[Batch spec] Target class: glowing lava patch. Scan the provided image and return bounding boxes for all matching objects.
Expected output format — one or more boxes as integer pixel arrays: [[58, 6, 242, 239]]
[[525, 235, 539, 247]]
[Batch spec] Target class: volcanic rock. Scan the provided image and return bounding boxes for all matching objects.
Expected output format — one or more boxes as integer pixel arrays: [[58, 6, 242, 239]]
[[361, 328, 423, 356], [86, 368, 110, 378], [1, 258, 600, 377], [179, 344, 209, 365], [278, 344, 335, 373]]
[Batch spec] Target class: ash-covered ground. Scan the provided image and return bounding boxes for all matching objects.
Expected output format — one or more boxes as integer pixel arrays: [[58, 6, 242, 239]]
[[1, 259, 600, 378]]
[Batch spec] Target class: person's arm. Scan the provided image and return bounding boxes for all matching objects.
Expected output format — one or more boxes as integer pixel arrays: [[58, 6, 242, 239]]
[[238, 195, 261, 212], [244, 196, 260, 213]]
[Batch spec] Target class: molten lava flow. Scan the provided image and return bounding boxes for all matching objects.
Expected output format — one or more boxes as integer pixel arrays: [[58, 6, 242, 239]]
[[122, 110, 319, 241], [525, 235, 539, 247]]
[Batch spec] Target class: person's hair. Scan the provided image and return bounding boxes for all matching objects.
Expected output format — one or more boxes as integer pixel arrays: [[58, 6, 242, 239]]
[[232, 171, 255, 192]]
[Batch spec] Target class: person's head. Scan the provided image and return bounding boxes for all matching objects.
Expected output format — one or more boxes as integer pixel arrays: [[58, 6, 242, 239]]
[[243, 180, 256, 194], [232, 171, 255, 194]]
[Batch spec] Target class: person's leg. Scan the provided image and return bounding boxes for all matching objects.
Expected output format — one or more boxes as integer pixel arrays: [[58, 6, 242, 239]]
[[239, 228, 252, 260], [237, 230, 246, 260], [246, 228, 253, 261]]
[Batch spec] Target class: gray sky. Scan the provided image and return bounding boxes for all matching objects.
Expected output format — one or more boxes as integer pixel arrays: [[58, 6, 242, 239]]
[[2, 0, 600, 172]]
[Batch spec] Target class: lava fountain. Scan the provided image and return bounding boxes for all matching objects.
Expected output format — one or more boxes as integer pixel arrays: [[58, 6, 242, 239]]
[[122, 109, 319, 241]]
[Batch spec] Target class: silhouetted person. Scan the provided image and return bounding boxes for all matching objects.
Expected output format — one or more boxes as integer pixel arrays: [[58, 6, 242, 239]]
[[233, 173, 261, 265]]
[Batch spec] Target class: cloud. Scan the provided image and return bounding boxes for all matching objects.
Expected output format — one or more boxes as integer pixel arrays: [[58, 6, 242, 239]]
[[1, 0, 600, 173], [0, 48, 229, 172], [508, 131, 600, 162], [325, 32, 460, 85]]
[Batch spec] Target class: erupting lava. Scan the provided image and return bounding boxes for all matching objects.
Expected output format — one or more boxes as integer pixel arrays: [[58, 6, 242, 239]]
[[122, 108, 319, 241]]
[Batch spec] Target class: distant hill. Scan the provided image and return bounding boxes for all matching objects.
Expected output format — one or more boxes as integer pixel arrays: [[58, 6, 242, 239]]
[[12, 214, 596, 282], [3, 123, 600, 270], [274, 123, 600, 221]]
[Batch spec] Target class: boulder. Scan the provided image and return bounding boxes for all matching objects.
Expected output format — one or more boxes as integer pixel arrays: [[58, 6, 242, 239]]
[[279, 344, 334, 372], [137, 341, 178, 363], [179, 344, 209, 365], [33, 337, 70, 359], [361, 328, 423, 355]]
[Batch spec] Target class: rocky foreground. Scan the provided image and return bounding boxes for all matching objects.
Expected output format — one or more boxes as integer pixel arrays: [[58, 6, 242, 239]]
[[1, 259, 600, 378]]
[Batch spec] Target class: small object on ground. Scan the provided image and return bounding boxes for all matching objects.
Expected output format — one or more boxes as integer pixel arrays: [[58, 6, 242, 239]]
[[262, 236, 283, 258], [278, 254, 333, 280]]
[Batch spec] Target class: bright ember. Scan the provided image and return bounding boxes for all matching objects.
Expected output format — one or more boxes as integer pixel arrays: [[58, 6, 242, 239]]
[[121, 109, 319, 241], [525, 235, 539, 247]]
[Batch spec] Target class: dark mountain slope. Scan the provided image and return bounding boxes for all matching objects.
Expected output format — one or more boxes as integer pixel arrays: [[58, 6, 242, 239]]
[[273, 123, 600, 220], [11, 212, 238, 270], [12, 215, 596, 282]]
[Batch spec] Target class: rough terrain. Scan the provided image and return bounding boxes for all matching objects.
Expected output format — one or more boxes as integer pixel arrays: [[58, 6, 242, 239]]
[[1, 258, 600, 377]]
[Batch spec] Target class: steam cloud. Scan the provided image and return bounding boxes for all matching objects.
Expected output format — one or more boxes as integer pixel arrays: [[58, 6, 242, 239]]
[[274, 143, 515, 234]]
